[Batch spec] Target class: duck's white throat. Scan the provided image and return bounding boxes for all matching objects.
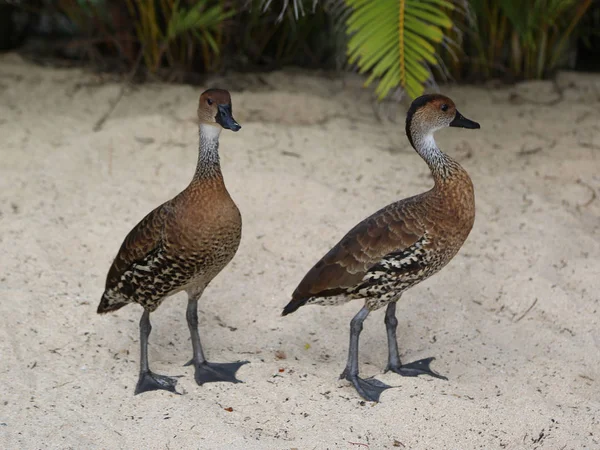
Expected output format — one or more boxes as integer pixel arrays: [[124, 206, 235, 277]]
[[200, 123, 222, 141], [411, 130, 456, 181], [413, 132, 441, 160], [195, 124, 223, 178]]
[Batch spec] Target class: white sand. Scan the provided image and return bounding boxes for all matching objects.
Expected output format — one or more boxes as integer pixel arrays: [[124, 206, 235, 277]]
[[1, 54, 599, 449]]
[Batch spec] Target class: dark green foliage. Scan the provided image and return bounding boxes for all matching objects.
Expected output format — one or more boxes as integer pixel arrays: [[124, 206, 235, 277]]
[[441, 0, 594, 81], [575, 0, 600, 71], [15, 0, 599, 97], [223, 0, 345, 70]]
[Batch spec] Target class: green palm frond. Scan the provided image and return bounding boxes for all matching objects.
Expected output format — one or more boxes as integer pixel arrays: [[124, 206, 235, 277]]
[[125, 0, 232, 72], [168, 0, 233, 45], [345, 0, 455, 99]]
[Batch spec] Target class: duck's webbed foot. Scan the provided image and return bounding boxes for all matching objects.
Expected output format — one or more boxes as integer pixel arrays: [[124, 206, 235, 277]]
[[384, 303, 447, 381], [185, 359, 249, 385], [185, 298, 249, 386], [385, 356, 447, 380], [340, 368, 392, 402], [135, 310, 181, 395], [135, 371, 181, 395]]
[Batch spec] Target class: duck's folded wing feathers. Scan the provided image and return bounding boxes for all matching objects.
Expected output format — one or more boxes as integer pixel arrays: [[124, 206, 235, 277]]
[[104, 203, 173, 291], [284, 204, 425, 314]]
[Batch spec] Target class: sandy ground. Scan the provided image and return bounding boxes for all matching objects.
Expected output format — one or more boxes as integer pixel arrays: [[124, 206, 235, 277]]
[[1, 53, 599, 449]]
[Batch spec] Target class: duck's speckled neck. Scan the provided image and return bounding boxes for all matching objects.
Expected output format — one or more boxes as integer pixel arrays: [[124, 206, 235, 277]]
[[194, 124, 222, 180], [408, 127, 464, 185]]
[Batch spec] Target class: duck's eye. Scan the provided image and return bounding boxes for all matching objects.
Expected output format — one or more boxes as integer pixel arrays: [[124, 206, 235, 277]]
[[207, 98, 213, 106], [441, 104, 448, 112]]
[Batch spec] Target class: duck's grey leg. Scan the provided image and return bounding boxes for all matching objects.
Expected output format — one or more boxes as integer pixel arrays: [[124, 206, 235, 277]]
[[185, 296, 248, 385], [384, 301, 447, 380], [135, 309, 180, 395], [340, 306, 392, 402], [384, 301, 402, 368]]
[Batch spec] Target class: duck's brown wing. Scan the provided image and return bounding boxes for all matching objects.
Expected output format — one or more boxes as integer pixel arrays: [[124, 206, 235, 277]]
[[104, 204, 173, 289], [283, 203, 424, 315], [98, 203, 173, 313]]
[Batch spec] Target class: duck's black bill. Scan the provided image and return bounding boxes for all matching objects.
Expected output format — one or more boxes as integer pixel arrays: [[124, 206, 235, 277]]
[[449, 110, 480, 129], [216, 104, 241, 131]]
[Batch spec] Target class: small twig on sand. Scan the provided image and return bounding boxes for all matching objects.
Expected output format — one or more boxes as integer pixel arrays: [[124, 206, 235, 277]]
[[108, 143, 113, 175], [348, 442, 370, 449], [93, 83, 126, 132], [576, 178, 597, 210], [517, 146, 542, 156], [515, 298, 538, 323], [93, 49, 144, 132]]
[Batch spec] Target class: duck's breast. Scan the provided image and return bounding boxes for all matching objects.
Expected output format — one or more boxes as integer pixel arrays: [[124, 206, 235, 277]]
[[169, 184, 242, 280]]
